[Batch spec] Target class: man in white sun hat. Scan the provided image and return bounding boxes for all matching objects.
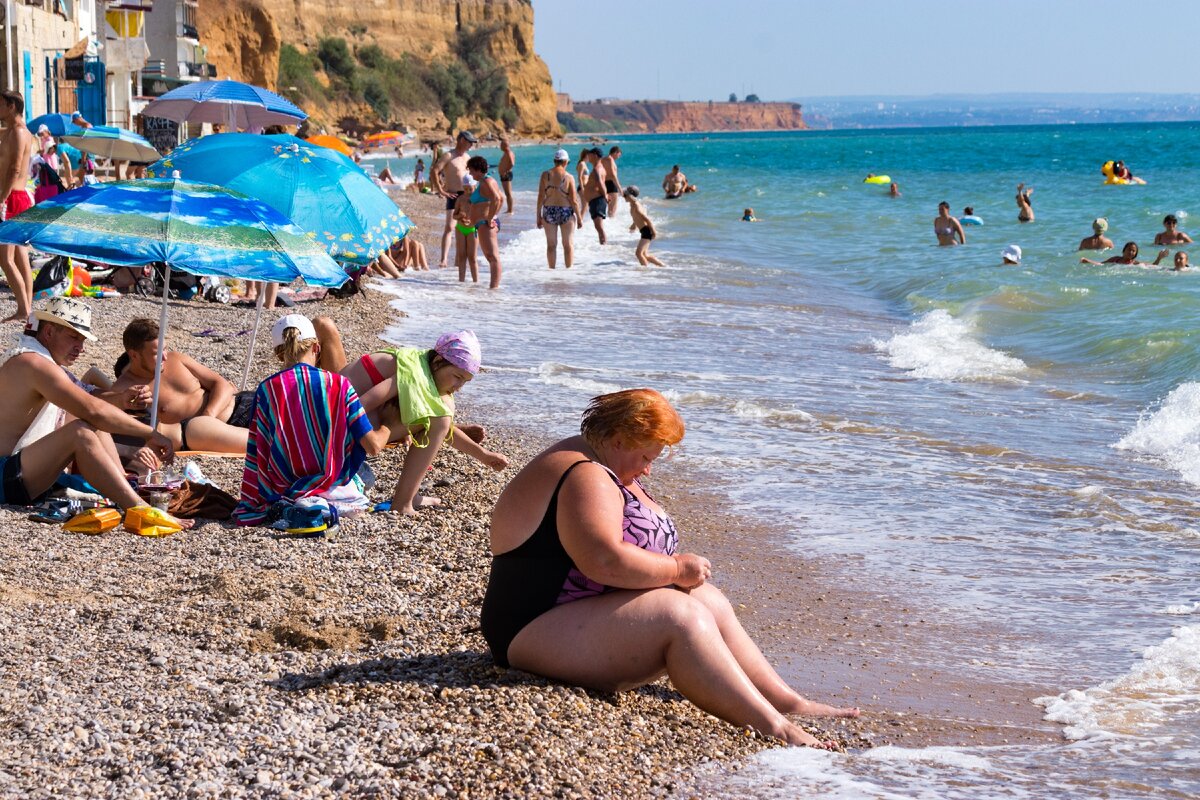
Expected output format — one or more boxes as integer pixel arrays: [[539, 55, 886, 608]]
[[0, 297, 190, 529], [1001, 245, 1022, 266]]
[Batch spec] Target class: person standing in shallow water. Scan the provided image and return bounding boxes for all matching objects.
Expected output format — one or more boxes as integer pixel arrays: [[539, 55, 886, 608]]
[[601, 146, 623, 217], [1079, 218, 1113, 251], [582, 148, 609, 245], [498, 137, 516, 215], [536, 149, 583, 269], [933, 201, 965, 246], [466, 156, 504, 289], [1154, 214, 1192, 246]]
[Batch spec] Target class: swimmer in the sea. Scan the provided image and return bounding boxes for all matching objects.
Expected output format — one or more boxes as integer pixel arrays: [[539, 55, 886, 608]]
[[934, 201, 966, 246], [1001, 244, 1022, 266], [742, 208, 757, 221], [1081, 241, 1148, 266], [1154, 214, 1193, 246], [1016, 183, 1034, 223], [889, 182, 900, 197], [1151, 249, 1190, 271], [1113, 161, 1146, 185], [1079, 217, 1113, 251]]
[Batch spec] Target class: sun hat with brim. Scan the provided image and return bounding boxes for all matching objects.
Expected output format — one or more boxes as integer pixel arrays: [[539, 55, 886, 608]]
[[33, 297, 97, 341], [271, 314, 317, 346], [1093, 218, 1108, 233], [1002, 244, 1023, 264]]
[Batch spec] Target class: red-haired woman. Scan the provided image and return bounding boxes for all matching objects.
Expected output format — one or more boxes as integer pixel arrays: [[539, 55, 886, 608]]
[[481, 389, 858, 748]]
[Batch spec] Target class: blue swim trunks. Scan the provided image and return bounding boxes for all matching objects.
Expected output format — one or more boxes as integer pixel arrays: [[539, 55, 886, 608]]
[[0, 452, 41, 506], [587, 195, 607, 220]]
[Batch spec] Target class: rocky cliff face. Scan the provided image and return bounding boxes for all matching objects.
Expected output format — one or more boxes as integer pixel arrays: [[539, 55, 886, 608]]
[[198, 0, 281, 91], [201, 0, 558, 137], [571, 101, 806, 133]]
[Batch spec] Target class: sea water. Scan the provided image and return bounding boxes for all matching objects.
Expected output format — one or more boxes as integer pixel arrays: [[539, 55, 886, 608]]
[[378, 125, 1200, 796]]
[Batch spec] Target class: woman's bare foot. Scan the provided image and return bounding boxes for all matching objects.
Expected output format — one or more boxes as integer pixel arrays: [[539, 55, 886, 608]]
[[787, 698, 861, 718], [400, 494, 442, 515], [780, 721, 840, 750]]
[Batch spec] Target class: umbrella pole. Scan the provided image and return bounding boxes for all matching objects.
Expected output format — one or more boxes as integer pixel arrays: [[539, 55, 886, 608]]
[[241, 290, 266, 388], [148, 264, 171, 431]]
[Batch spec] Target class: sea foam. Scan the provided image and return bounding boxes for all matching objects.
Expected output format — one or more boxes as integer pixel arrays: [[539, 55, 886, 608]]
[[1115, 382, 1200, 485], [1035, 623, 1200, 740], [874, 310, 1026, 381]]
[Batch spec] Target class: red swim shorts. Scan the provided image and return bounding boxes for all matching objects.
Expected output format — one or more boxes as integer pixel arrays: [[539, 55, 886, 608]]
[[4, 190, 32, 221]]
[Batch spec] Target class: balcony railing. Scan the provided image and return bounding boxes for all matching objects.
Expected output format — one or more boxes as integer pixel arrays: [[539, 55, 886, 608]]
[[184, 62, 216, 78]]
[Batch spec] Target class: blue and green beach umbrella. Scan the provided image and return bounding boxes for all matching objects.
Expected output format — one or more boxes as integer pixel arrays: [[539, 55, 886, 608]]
[[62, 125, 160, 163], [0, 177, 348, 427], [148, 133, 413, 264]]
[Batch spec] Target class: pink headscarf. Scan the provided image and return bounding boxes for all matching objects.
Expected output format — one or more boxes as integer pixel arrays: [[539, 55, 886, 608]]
[[434, 330, 481, 375]]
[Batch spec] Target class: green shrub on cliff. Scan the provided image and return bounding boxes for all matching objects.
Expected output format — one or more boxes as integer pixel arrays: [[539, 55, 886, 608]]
[[279, 27, 517, 131]]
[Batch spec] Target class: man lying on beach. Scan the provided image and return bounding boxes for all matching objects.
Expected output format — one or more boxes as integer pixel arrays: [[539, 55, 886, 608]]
[[431, 130, 477, 268], [582, 148, 609, 245], [108, 318, 251, 454], [0, 297, 189, 528], [662, 165, 688, 199]]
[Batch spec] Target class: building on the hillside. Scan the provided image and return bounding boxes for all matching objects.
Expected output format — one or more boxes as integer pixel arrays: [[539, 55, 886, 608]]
[[556, 93, 573, 114], [142, 0, 212, 93], [0, 0, 103, 121]]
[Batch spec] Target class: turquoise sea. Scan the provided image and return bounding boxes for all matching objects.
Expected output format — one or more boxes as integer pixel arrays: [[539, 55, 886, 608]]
[[374, 124, 1200, 797]]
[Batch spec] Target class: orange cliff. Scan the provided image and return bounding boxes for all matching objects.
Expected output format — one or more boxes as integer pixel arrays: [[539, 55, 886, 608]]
[[198, 0, 559, 137], [569, 100, 806, 133]]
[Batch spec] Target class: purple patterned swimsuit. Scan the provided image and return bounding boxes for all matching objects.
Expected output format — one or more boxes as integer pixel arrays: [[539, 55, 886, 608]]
[[557, 466, 677, 603], [480, 459, 679, 667]]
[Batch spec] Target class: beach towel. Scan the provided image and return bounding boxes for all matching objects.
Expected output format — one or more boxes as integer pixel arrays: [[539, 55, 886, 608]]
[[233, 363, 372, 526], [3, 335, 67, 453]]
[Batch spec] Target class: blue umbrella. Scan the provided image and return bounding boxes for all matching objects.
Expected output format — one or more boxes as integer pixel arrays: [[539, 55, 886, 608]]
[[141, 80, 306, 130], [27, 113, 83, 137], [148, 133, 412, 263], [62, 126, 160, 162], [0, 177, 346, 426]]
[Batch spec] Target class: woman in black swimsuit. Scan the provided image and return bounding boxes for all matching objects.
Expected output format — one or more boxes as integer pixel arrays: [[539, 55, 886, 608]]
[[481, 390, 859, 748]]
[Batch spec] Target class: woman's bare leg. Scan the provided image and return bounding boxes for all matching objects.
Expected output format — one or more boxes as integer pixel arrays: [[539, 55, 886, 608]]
[[508, 588, 831, 747], [544, 224, 559, 269], [390, 415, 450, 514], [689, 583, 860, 718], [479, 228, 502, 289], [561, 222, 575, 268]]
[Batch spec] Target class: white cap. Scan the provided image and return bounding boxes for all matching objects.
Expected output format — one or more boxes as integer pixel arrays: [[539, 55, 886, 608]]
[[463, 174, 477, 188], [553, 148, 569, 162], [1002, 244, 1022, 263], [271, 314, 317, 346]]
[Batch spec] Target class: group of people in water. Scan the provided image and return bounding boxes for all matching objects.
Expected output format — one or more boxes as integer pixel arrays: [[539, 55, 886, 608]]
[[928, 168, 1192, 271], [0, 290, 858, 748]]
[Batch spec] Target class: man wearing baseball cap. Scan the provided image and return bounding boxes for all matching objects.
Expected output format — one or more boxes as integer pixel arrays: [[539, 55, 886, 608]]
[[0, 298, 189, 529]]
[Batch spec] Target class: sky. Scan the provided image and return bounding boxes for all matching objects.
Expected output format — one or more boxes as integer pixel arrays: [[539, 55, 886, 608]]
[[535, 1, 1200, 102]]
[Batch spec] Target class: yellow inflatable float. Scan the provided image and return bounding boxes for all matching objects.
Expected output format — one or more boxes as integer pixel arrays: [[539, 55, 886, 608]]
[[863, 174, 891, 184], [1101, 161, 1128, 185]]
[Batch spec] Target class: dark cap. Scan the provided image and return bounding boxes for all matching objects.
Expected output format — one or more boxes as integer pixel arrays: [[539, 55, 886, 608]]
[[588, 147, 603, 156], [457, 130, 478, 144]]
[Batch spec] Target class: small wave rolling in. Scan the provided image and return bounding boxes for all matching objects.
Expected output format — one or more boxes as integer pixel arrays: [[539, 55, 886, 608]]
[[379, 124, 1200, 795]]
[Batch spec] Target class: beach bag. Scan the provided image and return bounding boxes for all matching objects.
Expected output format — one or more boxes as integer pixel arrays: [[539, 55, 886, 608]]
[[165, 480, 237, 520], [62, 507, 121, 534], [36, 161, 66, 197], [31, 255, 72, 298], [124, 505, 183, 537]]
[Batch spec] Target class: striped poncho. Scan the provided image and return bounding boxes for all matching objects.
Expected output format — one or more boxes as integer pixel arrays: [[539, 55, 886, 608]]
[[234, 363, 372, 526]]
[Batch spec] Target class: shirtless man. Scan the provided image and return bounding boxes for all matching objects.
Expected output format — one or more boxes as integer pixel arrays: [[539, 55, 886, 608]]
[[662, 165, 688, 199], [581, 147, 609, 244], [1154, 214, 1193, 246], [109, 318, 252, 453], [497, 137, 516, 215], [600, 146, 622, 216], [1079, 218, 1114, 251], [0, 91, 34, 323], [1016, 183, 1034, 223], [430, 131, 477, 268], [0, 298, 188, 524]]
